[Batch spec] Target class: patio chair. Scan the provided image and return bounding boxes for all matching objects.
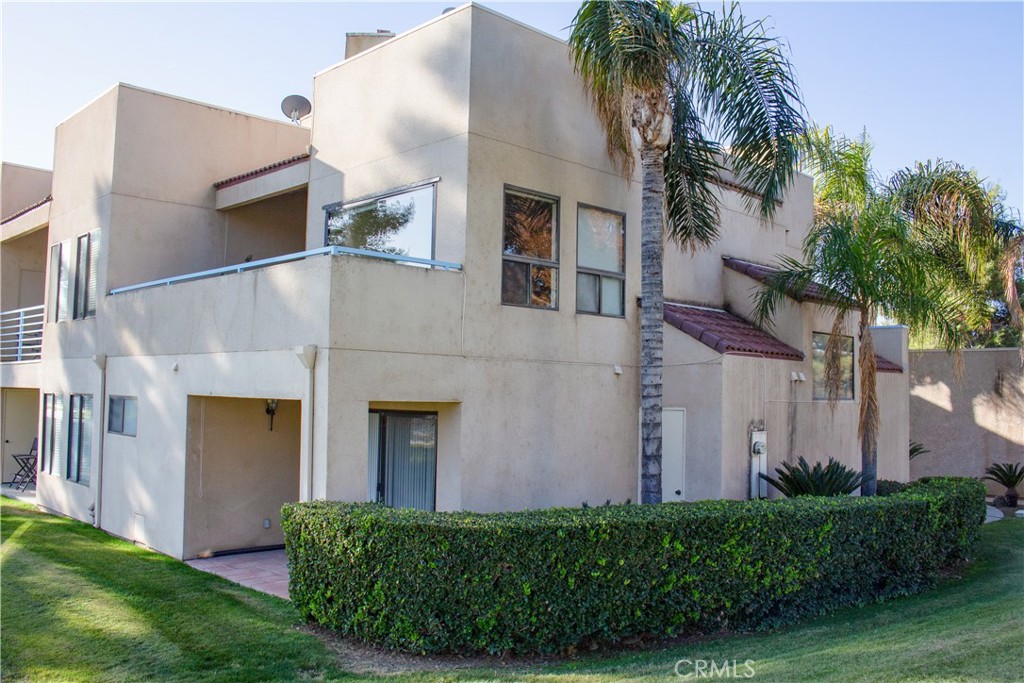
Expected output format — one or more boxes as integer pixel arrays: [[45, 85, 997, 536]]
[[11, 438, 38, 491]]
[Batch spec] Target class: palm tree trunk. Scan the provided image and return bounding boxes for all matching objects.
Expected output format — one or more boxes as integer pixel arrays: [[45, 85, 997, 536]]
[[640, 143, 665, 504], [858, 309, 879, 496]]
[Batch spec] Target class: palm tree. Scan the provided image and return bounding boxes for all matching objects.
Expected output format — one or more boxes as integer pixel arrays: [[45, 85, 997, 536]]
[[753, 128, 993, 495], [568, 0, 804, 503]]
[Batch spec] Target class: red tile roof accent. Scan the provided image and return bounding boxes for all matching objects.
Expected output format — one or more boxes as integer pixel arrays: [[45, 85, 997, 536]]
[[213, 153, 310, 189], [874, 354, 903, 373], [723, 256, 833, 305], [1, 194, 52, 225], [664, 303, 804, 361]]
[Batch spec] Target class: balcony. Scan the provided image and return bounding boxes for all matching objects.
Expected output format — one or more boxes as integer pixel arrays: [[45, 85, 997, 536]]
[[108, 245, 462, 295], [0, 305, 44, 363]]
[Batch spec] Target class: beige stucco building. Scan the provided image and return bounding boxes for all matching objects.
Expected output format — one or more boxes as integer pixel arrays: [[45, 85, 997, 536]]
[[1, 4, 909, 560]]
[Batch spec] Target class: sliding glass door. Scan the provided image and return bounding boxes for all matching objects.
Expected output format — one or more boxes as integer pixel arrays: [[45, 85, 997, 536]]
[[368, 411, 437, 511]]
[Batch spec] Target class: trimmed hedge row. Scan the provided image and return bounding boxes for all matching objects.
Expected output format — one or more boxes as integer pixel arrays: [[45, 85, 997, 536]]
[[281, 477, 984, 654]]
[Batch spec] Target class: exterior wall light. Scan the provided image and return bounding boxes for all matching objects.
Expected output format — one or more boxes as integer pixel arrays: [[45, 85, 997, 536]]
[[266, 399, 279, 431]]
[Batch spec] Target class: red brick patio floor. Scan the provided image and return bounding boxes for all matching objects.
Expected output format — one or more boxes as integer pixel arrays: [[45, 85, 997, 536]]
[[186, 549, 290, 600]]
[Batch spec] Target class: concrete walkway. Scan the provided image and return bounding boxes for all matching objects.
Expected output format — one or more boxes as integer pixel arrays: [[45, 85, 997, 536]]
[[1, 483, 36, 505], [186, 549, 290, 600], [985, 505, 1004, 523]]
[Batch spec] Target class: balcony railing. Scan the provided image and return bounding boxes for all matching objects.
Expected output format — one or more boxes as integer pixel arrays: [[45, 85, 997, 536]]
[[109, 245, 463, 295], [0, 305, 44, 363]]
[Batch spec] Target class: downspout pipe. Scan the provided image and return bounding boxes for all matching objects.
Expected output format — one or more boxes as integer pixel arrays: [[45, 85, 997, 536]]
[[92, 354, 107, 528], [294, 345, 317, 501]]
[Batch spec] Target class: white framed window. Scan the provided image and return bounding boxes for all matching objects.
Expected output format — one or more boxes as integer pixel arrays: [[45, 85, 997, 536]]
[[325, 181, 436, 261], [501, 186, 559, 309], [811, 332, 855, 400], [576, 205, 625, 317], [66, 394, 93, 485], [108, 396, 138, 437]]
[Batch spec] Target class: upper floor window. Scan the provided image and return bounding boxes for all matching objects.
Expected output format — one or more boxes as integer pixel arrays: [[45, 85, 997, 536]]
[[49, 230, 98, 322], [74, 231, 99, 319], [576, 205, 625, 317], [325, 182, 436, 261], [501, 187, 558, 309], [811, 332, 854, 400], [49, 240, 71, 322]]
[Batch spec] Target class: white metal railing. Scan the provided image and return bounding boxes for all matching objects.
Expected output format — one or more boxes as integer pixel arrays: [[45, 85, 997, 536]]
[[109, 245, 463, 295], [0, 305, 44, 363]]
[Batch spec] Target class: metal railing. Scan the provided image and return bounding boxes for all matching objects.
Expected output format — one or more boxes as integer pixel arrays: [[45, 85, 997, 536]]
[[109, 245, 463, 295], [0, 305, 44, 363]]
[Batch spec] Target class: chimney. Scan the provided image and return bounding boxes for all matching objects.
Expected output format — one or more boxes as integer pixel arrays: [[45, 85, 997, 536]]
[[345, 29, 396, 59]]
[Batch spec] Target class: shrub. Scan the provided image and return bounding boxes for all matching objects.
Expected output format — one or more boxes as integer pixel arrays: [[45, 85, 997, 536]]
[[876, 479, 908, 496], [982, 463, 1024, 507], [282, 477, 984, 655], [759, 456, 869, 497]]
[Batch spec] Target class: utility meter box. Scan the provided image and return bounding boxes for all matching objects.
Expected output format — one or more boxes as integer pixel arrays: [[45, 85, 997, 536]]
[[750, 430, 768, 499]]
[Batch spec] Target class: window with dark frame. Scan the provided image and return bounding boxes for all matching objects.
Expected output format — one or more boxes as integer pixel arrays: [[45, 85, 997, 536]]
[[576, 205, 625, 317], [73, 230, 98, 320], [501, 187, 558, 309], [108, 396, 138, 437], [49, 241, 70, 322], [41, 393, 62, 474], [811, 332, 855, 400], [66, 394, 92, 485]]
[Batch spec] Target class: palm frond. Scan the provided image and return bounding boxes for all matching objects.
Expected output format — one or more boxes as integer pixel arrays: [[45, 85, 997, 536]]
[[798, 125, 876, 213], [663, 87, 723, 250], [681, 3, 805, 220], [569, 0, 687, 177]]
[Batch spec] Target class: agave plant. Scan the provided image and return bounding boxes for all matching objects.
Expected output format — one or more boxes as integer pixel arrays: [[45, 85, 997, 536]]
[[760, 456, 870, 497], [982, 462, 1024, 507]]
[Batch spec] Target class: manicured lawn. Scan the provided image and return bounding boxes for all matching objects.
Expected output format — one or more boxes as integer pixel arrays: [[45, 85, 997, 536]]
[[2, 497, 1022, 683]]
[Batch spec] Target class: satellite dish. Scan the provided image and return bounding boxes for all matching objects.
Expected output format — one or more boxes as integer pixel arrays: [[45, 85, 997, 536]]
[[280, 95, 312, 124]]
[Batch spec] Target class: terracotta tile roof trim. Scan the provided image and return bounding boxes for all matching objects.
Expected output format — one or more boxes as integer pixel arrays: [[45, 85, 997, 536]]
[[723, 256, 834, 305], [213, 154, 310, 189], [664, 303, 804, 362], [874, 354, 903, 373], [1, 195, 52, 225]]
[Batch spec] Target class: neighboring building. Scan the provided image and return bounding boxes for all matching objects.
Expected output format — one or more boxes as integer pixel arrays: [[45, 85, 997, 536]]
[[0, 4, 909, 560], [909, 349, 1024, 497]]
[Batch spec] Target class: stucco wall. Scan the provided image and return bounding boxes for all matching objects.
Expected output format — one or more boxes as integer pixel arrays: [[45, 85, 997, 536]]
[[1, 163, 52, 219], [910, 349, 1023, 495], [1, 227, 47, 310], [183, 396, 301, 558]]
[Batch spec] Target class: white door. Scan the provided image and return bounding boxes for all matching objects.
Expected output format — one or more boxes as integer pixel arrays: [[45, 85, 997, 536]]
[[638, 407, 687, 502], [662, 408, 686, 502]]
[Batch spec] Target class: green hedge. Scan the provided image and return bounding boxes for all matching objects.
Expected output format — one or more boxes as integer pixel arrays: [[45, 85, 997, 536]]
[[281, 477, 984, 654]]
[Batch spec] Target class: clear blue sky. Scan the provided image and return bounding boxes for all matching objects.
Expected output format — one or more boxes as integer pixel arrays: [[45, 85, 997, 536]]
[[2, 1, 1021, 211]]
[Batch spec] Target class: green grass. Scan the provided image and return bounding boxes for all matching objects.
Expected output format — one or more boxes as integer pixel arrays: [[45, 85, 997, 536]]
[[2, 497, 1022, 683]]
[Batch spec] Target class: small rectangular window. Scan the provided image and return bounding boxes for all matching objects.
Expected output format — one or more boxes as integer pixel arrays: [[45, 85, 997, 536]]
[[326, 183, 435, 262], [501, 187, 558, 309], [812, 333, 854, 400], [66, 394, 93, 485], [108, 396, 138, 437], [576, 205, 625, 317]]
